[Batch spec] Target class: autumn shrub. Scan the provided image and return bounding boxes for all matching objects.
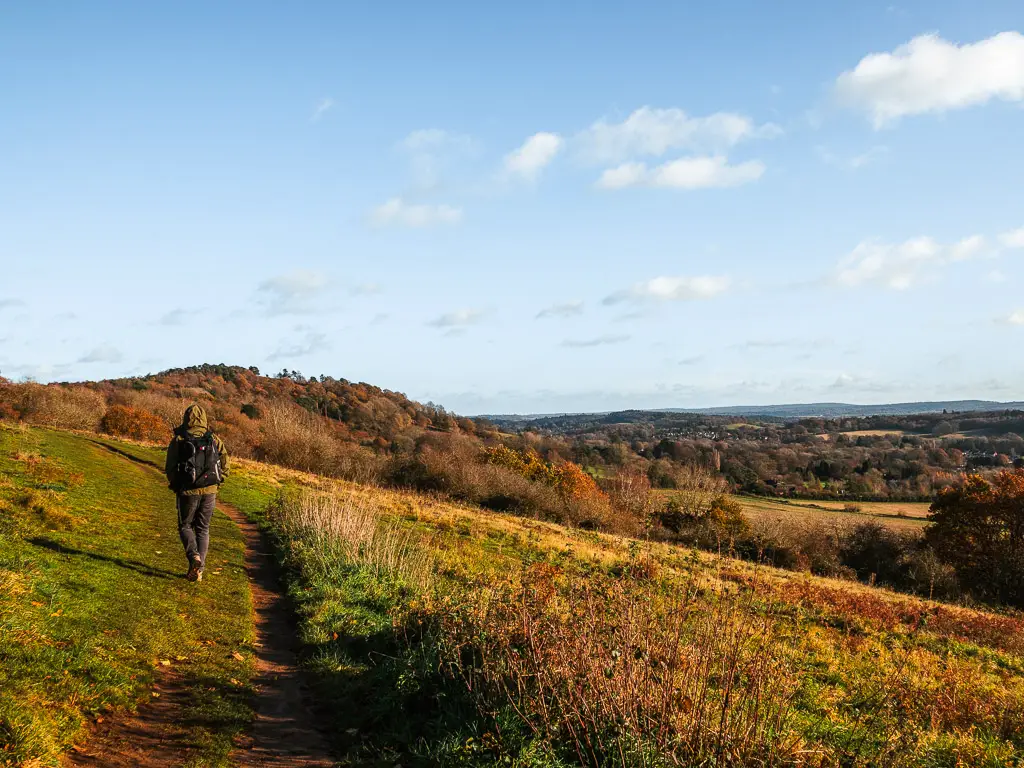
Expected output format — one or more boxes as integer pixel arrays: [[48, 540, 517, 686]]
[[392, 439, 625, 531], [606, 464, 653, 521], [434, 563, 802, 765], [115, 390, 185, 427], [257, 401, 383, 482], [10, 384, 107, 431], [100, 405, 169, 442]]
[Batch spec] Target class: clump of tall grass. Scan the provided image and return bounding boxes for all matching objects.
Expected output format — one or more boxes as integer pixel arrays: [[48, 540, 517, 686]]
[[274, 486, 433, 591]]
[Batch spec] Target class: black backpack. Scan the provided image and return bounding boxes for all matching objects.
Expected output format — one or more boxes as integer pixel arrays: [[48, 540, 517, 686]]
[[172, 430, 223, 492]]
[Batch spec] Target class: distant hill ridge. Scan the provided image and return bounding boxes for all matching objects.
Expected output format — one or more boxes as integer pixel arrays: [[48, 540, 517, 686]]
[[483, 400, 1024, 421]]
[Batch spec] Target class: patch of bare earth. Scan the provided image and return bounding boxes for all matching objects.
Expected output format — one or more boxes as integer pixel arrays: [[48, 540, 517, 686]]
[[220, 500, 335, 767]]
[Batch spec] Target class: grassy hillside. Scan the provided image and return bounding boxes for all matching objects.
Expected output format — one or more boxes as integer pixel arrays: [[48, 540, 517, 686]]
[[0, 425, 256, 767], [4, 426, 1024, 766], [104, 437, 1024, 765]]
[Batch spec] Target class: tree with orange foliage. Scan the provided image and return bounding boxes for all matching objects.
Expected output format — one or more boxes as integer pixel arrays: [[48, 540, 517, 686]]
[[553, 461, 606, 505], [101, 405, 169, 442], [926, 470, 1024, 607]]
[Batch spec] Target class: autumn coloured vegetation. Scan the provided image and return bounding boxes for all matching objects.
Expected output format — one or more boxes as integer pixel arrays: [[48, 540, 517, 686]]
[[2, 377, 1023, 765], [240, 458, 1024, 766], [1, 364, 1023, 611]]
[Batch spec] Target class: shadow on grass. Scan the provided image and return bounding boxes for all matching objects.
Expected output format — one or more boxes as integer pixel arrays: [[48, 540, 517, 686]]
[[301, 622, 484, 768], [88, 438, 164, 471], [28, 537, 181, 580]]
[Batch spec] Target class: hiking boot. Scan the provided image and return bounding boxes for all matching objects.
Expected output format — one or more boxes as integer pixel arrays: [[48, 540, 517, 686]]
[[186, 556, 203, 582]]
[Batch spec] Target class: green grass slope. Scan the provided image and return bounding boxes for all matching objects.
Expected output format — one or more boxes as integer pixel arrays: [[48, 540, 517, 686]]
[[0, 425, 256, 767]]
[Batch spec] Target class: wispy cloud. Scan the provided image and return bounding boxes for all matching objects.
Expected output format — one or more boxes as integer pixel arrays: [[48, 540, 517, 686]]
[[835, 32, 1024, 127], [427, 308, 483, 328], [504, 132, 563, 180], [0, 298, 25, 311], [816, 145, 888, 170], [576, 106, 780, 164], [596, 156, 765, 190], [832, 234, 990, 290], [158, 309, 184, 326], [311, 97, 335, 122], [535, 300, 584, 319], [398, 129, 477, 189], [998, 309, 1024, 326], [603, 275, 731, 305], [268, 328, 331, 360], [350, 283, 382, 296], [258, 269, 331, 315], [561, 334, 631, 348], [370, 198, 463, 228], [78, 345, 123, 364], [1000, 228, 1024, 248]]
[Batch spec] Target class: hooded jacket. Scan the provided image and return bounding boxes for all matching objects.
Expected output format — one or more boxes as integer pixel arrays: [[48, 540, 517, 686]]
[[164, 404, 229, 496]]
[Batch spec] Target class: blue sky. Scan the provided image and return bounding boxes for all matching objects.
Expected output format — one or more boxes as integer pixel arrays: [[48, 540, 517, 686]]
[[1, 1, 1023, 414]]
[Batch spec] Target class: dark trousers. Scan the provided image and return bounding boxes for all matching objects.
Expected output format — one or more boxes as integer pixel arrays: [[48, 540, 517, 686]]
[[176, 493, 216, 568]]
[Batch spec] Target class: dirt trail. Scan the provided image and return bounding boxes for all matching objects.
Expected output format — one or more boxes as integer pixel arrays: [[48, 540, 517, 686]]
[[67, 442, 335, 767], [219, 499, 335, 767]]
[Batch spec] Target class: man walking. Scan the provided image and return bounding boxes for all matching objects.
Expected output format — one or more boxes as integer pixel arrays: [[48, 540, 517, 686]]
[[165, 404, 229, 582]]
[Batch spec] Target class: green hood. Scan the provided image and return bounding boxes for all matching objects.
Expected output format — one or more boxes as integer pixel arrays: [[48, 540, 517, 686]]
[[180, 404, 209, 435]]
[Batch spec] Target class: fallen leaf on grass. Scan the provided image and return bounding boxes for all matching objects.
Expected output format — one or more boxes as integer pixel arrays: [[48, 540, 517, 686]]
[[151, 692, 161, 698], [31, 601, 44, 607], [159, 659, 171, 667], [229, 678, 240, 685], [175, 655, 186, 661], [231, 651, 245, 661], [50, 609, 63, 617]]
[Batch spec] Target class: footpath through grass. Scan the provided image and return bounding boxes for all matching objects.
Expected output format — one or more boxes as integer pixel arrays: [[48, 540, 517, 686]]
[[0, 426, 255, 767]]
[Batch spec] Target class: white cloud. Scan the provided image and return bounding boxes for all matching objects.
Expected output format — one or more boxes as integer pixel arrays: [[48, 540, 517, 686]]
[[1001, 309, 1024, 326], [950, 234, 986, 261], [597, 155, 765, 190], [603, 275, 731, 304], [835, 32, 1024, 127], [370, 198, 463, 228], [0, 299, 24, 311], [77, 345, 123, 364], [576, 107, 780, 163], [399, 129, 475, 153], [1000, 227, 1024, 248], [398, 129, 477, 189], [258, 269, 330, 314], [536, 300, 584, 319], [504, 132, 563, 180], [561, 334, 630, 348], [311, 97, 335, 122], [816, 145, 888, 170], [833, 234, 991, 290], [427, 308, 483, 328]]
